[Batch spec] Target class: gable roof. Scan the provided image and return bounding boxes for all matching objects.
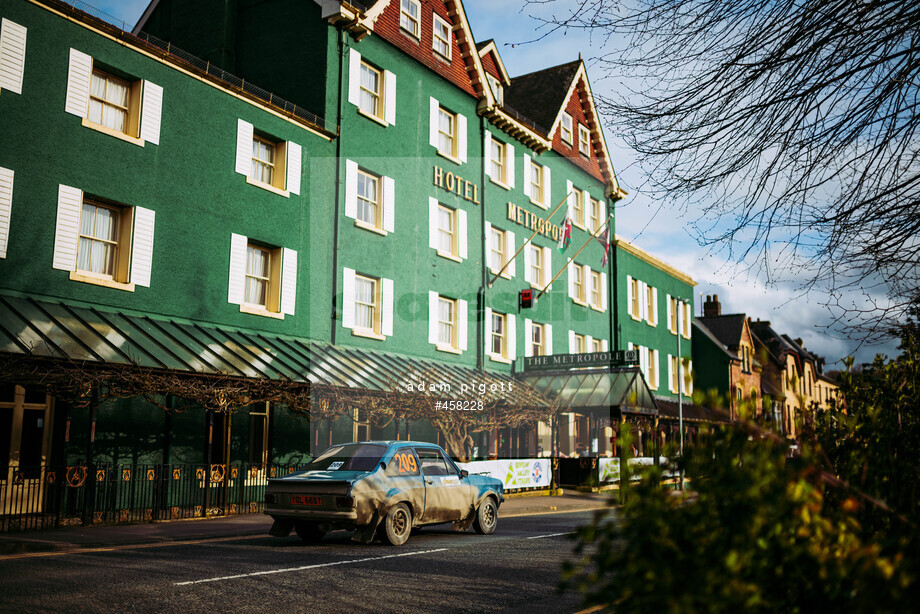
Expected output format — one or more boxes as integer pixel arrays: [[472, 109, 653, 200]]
[[697, 314, 748, 349], [750, 321, 801, 369], [505, 60, 581, 134], [477, 39, 511, 85], [693, 319, 737, 360]]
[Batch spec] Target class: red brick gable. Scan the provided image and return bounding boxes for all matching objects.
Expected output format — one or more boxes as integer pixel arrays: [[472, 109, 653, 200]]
[[551, 78, 604, 182], [373, 0, 478, 98], [481, 50, 501, 81]]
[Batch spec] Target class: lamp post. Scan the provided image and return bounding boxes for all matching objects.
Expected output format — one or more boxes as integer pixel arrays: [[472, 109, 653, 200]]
[[675, 297, 688, 491]]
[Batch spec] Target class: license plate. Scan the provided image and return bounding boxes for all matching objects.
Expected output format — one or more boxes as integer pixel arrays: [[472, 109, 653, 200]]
[[291, 495, 323, 506]]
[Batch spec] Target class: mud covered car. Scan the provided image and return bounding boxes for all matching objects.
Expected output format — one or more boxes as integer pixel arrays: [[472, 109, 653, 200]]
[[264, 441, 504, 546]]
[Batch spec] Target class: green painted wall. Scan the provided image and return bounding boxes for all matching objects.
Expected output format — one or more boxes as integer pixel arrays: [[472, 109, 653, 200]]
[[0, 0, 336, 340], [693, 328, 732, 399]]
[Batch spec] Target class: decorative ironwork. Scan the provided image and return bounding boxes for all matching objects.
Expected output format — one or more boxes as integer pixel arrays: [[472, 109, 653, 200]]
[[171, 507, 180, 520], [269, 467, 277, 478], [46, 472, 56, 484], [194, 505, 203, 517], [210, 464, 226, 483], [195, 468, 205, 480], [250, 467, 259, 478], [93, 511, 104, 523], [146, 469, 155, 481], [144, 509, 152, 521], [172, 467, 181, 480], [96, 469, 106, 481], [250, 501, 258, 513], [230, 467, 239, 479], [13, 472, 24, 485], [66, 466, 87, 487], [119, 509, 129, 522], [122, 468, 131, 482]]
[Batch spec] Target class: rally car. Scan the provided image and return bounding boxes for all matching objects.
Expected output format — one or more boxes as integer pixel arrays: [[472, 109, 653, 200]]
[[264, 441, 504, 546]]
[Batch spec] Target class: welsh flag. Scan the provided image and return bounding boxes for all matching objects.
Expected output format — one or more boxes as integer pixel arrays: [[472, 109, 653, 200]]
[[557, 217, 572, 252], [597, 227, 610, 267]]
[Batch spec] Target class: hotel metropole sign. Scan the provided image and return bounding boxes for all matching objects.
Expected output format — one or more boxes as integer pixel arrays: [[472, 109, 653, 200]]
[[523, 350, 640, 372]]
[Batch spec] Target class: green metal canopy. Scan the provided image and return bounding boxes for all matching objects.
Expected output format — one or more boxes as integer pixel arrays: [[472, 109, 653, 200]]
[[520, 367, 658, 415], [0, 293, 543, 406]]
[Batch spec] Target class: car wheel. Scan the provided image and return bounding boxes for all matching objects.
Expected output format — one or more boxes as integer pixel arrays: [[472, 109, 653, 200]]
[[294, 522, 326, 543], [473, 497, 498, 535], [382, 502, 412, 546]]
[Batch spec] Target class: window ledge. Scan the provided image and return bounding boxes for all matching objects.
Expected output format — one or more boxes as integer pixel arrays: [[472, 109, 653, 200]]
[[435, 343, 462, 355], [399, 28, 421, 43], [488, 353, 512, 364], [572, 298, 589, 307], [591, 304, 606, 313], [81, 118, 145, 147], [529, 281, 550, 292], [246, 176, 290, 198], [435, 149, 462, 165], [436, 250, 463, 263], [354, 220, 388, 236], [630, 314, 643, 322], [572, 221, 586, 231], [529, 198, 548, 210], [488, 176, 510, 191], [646, 320, 657, 327], [240, 304, 284, 319], [357, 109, 389, 127], [434, 52, 452, 65], [352, 328, 386, 341], [70, 271, 135, 292]]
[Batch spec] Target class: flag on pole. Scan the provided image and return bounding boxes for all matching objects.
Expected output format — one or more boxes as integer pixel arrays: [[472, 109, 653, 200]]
[[557, 217, 572, 252], [597, 227, 610, 267]]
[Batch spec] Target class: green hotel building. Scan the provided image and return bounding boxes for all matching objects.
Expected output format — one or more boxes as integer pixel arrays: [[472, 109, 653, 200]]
[[0, 0, 700, 527]]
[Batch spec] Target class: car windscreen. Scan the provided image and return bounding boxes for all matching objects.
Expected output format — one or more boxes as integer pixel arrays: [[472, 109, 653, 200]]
[[303, 444, 387, 472]]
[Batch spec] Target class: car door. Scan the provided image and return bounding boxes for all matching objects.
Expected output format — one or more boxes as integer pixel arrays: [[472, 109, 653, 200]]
[[415, 447, 467, 523], [384, 447, 426, 521]]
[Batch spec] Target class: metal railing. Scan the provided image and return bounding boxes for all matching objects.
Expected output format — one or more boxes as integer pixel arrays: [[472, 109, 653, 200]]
[[0, 463, 308, 532]]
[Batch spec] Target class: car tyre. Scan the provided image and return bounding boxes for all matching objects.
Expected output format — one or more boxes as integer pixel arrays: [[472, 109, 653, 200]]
[[473, 497, 498, 535], [382, 502, 412, 546], [294, 522, 326, 543]]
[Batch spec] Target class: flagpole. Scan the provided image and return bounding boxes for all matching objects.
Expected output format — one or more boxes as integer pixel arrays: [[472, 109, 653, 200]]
[[487, 192, 572, 287], [536, 216, 612, 300]]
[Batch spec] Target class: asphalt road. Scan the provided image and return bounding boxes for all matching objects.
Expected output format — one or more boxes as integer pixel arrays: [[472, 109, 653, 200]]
[[0, 510, 599, 613]]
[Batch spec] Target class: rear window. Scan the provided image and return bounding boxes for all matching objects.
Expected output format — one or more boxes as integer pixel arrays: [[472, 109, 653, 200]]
[[304, 444, 387, 472]]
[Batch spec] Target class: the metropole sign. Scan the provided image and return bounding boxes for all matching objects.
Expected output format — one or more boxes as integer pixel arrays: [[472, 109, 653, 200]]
[[522, 350, 640, 372]]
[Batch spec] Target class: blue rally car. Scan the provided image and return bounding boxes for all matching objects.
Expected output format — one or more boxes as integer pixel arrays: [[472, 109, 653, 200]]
[[264, 441, 504, 546]]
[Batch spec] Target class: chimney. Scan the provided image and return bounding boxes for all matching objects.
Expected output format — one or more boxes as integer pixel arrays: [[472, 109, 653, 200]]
[[703, 294, 721, 317]]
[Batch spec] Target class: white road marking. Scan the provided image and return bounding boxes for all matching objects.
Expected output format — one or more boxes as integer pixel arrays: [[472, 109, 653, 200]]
[[174, 548, 450, 586], [525, 532, 575, 540]]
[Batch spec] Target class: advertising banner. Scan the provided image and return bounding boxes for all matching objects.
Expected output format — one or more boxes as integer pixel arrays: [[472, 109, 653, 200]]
[[598, 457, 672, 483], [458, 459, 552, 491]]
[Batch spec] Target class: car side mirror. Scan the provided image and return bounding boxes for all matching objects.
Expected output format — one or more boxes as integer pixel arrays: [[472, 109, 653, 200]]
[[460, 470, 469, 479], [380, 462, 386, 471]]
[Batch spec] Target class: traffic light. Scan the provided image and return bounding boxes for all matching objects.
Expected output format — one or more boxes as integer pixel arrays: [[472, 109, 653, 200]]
[[519, 289, 533, 309]]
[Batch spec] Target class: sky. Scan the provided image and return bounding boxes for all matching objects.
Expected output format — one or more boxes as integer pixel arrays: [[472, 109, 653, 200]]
[[96, 0, 901, 367]]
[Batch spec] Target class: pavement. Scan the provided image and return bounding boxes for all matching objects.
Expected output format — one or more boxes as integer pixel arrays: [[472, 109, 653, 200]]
[[0, 490, 615, 557]]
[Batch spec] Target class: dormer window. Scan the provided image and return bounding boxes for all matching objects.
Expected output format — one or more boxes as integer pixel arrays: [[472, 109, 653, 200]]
[[400, 0, 421, 39], [432, 14, 452, 60], [561, 112, 573, 145], [487, 74, 503, 106]]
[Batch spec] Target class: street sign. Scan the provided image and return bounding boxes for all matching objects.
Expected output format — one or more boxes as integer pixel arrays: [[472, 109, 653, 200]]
[[522, 350, 639, 372]]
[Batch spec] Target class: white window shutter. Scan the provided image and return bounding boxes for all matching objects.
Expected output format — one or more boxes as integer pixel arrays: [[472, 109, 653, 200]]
[[279, 248, 297, 315], [652, 350, 659, 388], [344, 159, 358, 219], [641, 346, 648, 379], [139, 81, 163, 145], [227, 233, 247, 305], [429, 97, 439, 148], [543, 166, 551, 204], [458, 299, 468, 350], [685, 303, 692, 338], [485, 307, 493, 354], [64, 48, 91, 117], [52, 185, 82, 271], [428, 197, 439, 250], [457, 113, 467, 162], [347, 48, 361, 107], [626, 275, 633, 316], [566, 180, 574, 219], [383, 176, 395, 232], [0, 167, 13, 259], [583, 189, 591, 221], [381, 277, 394, 336], [235, 119, 253, 175], [342, 268, 356, 329], [640, 281, 648, 321], [582, 265, 590, 300], [586, 335, 594, 351], [458, 209, 467, 259], [666, 294, 673, 332], [602, 339, 609, 351], [524, 318, 533, 357], [484, 221, 493, 270], [286, 141, 302, 195], [0, 19, 27, 95], [428, 291, 439, 344], [545, 323, 553, 355], [508, 314, 516, 359], [522, 153, 532, 199], [506, 143, 515, 188], [543, 247, 552, 289], [524, 246, 532, 284], [667, 355, 674, 392], [567, 261, 575, 299], [484, 134, 492, 179], [384, 70, 396, 125], [688, 360, 694, 394], [568, 330, 576, 353], [652, 287, 658, 325], [130, 206, 155, 287], [507, 231, 516, 277]]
